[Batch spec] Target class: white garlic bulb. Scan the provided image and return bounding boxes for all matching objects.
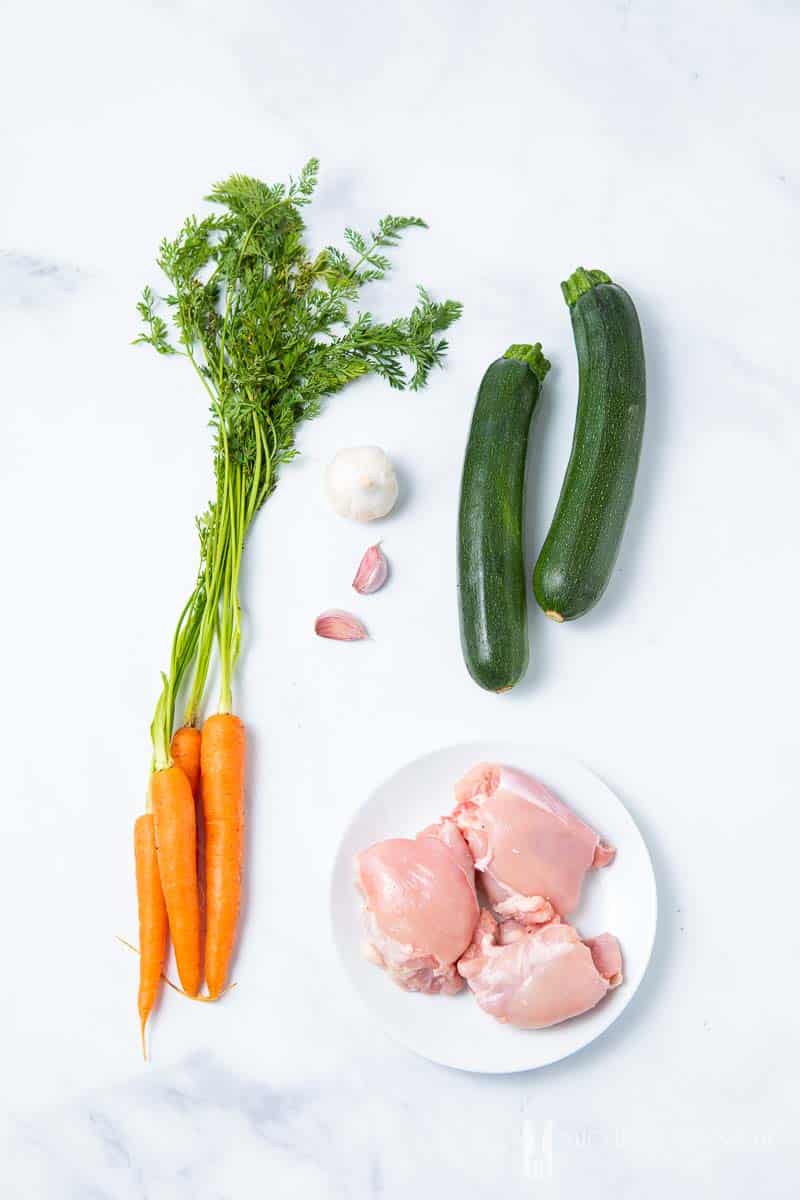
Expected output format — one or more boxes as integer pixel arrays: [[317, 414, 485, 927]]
[[325, 446, 399, 522]]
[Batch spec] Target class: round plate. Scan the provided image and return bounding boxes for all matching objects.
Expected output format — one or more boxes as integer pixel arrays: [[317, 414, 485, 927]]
[[330, 741, 657, 1073]]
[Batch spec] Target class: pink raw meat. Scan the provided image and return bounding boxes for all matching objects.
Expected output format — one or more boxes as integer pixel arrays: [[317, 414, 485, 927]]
[[452, 763, 615, 920], [356, 819, 480, 995], [458, 911, 623, 1029], [584, 932, 623, 982]]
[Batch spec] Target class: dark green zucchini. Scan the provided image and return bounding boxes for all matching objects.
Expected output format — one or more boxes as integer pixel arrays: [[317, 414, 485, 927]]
[[533, 268, 646, 621], [458, 344, 550, 691]]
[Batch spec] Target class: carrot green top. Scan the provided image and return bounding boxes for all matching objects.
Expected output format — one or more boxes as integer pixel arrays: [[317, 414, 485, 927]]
[[137, 161, 463, 770]]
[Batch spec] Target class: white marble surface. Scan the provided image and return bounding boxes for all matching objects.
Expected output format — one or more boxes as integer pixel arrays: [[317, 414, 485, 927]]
[[2, 1, 799, 1194]]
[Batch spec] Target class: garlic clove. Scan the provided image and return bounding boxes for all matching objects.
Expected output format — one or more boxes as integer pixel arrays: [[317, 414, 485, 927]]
[[314, 609, 369, 641], [352, 543, 389, 594]]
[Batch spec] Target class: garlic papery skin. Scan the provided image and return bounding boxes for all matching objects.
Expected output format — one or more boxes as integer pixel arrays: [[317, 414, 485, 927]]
[[325, 446, 399, 522], [314, 609, 369, 641], [352, 543, 389, 594]]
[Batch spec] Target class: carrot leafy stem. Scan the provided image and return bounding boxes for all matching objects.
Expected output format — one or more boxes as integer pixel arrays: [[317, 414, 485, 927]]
[[138, 160, 462, 756]]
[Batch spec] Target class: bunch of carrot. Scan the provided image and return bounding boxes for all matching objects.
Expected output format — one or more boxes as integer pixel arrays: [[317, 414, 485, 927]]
[[130, 161, 461, 1056], [135, 492, 248, 1053], [136, 713, 245, 1029]]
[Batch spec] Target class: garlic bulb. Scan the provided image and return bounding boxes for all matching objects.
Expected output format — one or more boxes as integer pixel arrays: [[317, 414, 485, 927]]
[[325, 446, 398, 522]]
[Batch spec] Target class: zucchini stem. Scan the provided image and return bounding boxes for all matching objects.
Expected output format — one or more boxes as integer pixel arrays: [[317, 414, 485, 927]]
[[503, 343, 550, 384], [561, 267, 612, 308]]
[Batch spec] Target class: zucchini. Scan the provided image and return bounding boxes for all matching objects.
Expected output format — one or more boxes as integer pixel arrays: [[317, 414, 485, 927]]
[[533, 268, 645, 621], [458, 344, 550, 691]]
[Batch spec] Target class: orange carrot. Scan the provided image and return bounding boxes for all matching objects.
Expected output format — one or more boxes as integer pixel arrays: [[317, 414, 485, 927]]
[[170, 725, 204, 907], [170, 725, 201, 797], [151, 766, 201, 996], [201, 713, 246, 998], [134, 813, 167, 1058]]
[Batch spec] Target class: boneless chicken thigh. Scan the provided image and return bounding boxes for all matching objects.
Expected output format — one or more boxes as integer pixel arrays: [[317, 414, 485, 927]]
[[458, 911, 623, 1028], [356, 819, 479, 995], [453, 763, 615, 921]]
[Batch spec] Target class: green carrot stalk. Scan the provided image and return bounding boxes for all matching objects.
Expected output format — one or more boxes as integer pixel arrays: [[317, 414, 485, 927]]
[[137, 159, 462, 741]]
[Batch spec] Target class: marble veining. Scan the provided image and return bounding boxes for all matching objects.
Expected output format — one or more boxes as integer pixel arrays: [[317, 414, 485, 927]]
[[0, 251, 85, 307]]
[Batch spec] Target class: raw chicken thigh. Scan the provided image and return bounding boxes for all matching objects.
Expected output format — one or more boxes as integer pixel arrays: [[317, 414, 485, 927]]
[[354, 762, 623, 1031], [458, 911, 622, 1028], [356, 819, 479, 995], [453, 763, 615, 921]]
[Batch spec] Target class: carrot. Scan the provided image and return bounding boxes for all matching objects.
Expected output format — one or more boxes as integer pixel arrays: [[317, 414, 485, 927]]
[[118, 938, 235, 1001], [151, 765, 201, 996], [171, 723, 205, 911], [170, 725, 201, 796], [201, 713, 246, 998], [134, 813, 167, 1059]]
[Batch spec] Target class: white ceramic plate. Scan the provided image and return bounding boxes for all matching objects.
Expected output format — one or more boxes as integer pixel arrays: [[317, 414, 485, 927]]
[[330, 741, 657, 1073]]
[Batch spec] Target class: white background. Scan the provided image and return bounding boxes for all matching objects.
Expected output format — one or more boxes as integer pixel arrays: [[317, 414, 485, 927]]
[[2, 1, 798, 1195]]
